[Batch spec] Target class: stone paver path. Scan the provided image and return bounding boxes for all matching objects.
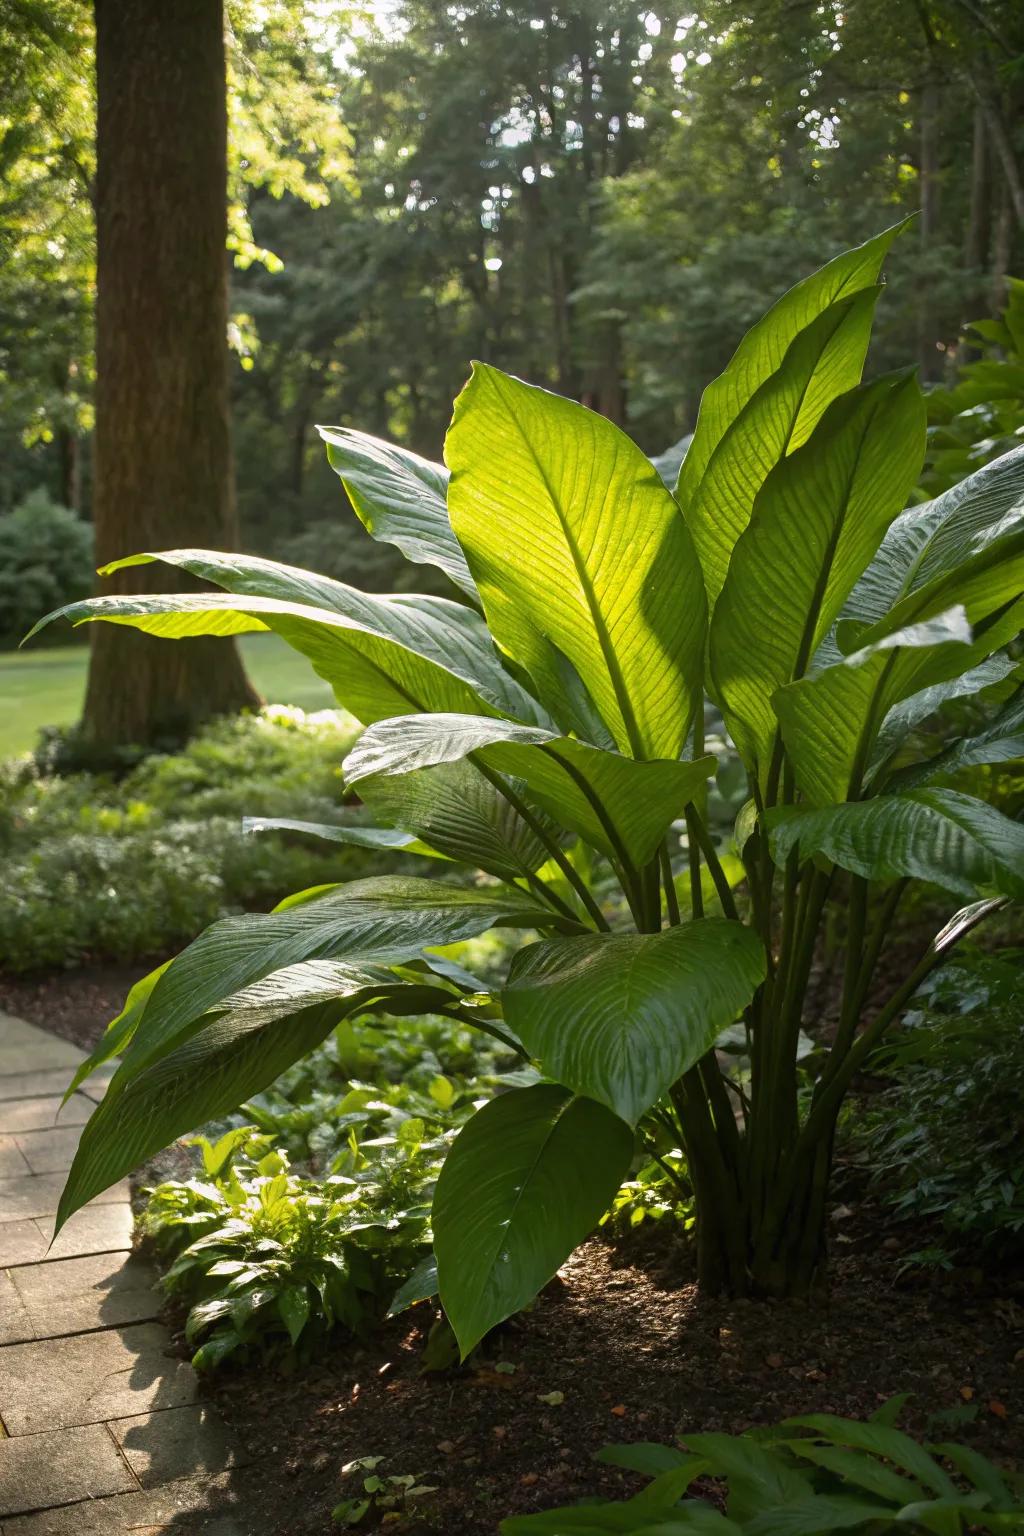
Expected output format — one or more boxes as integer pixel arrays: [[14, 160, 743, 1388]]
[[0, 1013, 249, 1533]]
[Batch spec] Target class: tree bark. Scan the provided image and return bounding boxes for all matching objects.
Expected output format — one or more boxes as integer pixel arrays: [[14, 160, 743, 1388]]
[[83, 0, 258, 750], [964, 104, 990, 272]]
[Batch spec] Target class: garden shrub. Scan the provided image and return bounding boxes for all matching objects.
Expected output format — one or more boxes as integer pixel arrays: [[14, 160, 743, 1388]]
[[500, 1409, 1024, 1534], [0, 707, 380, 970], [848, 948, 1024, 1265], [33, 225, 1024, 1353], [142, 1010, 528, 1367], [0, 490, 94, 648]]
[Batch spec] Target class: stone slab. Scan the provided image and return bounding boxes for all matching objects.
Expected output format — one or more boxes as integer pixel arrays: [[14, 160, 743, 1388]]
[[0, 1174, 128, 1225], [109, 1404, 245, 1489], [1, 1473, 243, 1534], [0, 1098, 93, 1135], [0, 1423, 137, 1519], [0, 1018, 83, 1078], [12, 1128, 82, 1176], [0, 1070, 84, 1105], [30, 1203, 134, 1264], [0, 1321, 197, 1434], [0, 1268, 34, 1346], [0, 1137, 31, 1179], [4, 1251, 160, 1342]]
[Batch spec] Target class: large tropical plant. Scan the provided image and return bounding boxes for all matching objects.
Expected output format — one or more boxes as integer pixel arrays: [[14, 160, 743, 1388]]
[[33, 225, 1024, 1357]]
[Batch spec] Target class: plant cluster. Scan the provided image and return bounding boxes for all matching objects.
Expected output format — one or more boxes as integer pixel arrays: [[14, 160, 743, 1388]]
[[0, 491, 94, 648], [141, 1009, 527, 1367], [38, 227, 1024, 1360], [144, 1125, 432, 1370], [847, 948, 1024, 1266], [920, 280, 1024, 501], [0, 707, 373, 970], [500, 1408, 1024, 1535]]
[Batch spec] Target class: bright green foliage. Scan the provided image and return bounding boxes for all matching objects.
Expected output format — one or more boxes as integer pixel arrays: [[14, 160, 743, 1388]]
[[921, 279, 1024, 499], [849, 947, 1024, 1263], [0, 491, 94, 646], [0, 707, 368, 971], [36, 230, 1023, 1351], [143, 1129, 429, 1370], [500, 1411, 1024, 1535]]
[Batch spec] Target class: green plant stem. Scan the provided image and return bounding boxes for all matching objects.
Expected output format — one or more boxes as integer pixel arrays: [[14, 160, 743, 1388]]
[[539, 743, 646, 923], [660, 840, 681, 925], [522, 870, 590, 928], [475, 761, 610, 931], [685, 802, 739, 920], [766, 898, 1003, 1250]]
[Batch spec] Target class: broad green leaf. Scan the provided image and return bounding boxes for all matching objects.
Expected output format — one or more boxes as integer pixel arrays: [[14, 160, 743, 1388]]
[[778, 1417, 956, 1499], [433, 1083, 633, 1357], [29, 589, 527, 727], [58, 966, 453, 1232], [894, 683, 1024, 789], [317, 425, 478, 598], [242, 814, 433, 855], [357, 757, 552, 879], [870, 654, 1019, 772], [676, 223, 908, 519], [744, 1496, 901, 1536], [109, 877, 550, 1080], [767, 790, 1024, 900], [683, 1433, 811, 1521], [387, 1253, 438, 1316], [80, 547, 544, 724], [446, 363, 706, 759], [843, 442, 1024, 628], [775, 531, 1024, 804], [597, 1445, 699, 1477], [503, 921, 765, 1125], [710, 374, 925, 790], [783, 1443, 923, 1505], [688, 288, 881, 610], [344, 712, 716, 869]]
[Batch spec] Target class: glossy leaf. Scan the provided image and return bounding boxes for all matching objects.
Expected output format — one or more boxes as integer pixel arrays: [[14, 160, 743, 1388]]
[[843, 442, 1024, 628], [433, 1083, 633, 1357], [688, 287, 881, 610], [775, 530, 1024, 804], [107, 547, 544, 721], [317, 425, 478, 599], [767, 790, 1024, 900], [676, 222, 908, 520], [58, 963, 455, 1232], [503, 921, 765, 1125], [446, 363, 706, 759], [357, 757, 552, 879], [107, 877, 550, 1081], [344, 712, 716, 869], [710, 373, 925, 788], [894, 683, 1024, 789]]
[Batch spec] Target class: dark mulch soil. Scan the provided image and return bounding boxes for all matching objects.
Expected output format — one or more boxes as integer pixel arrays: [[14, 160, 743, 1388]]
[[158, 1220, 1024, 1536], [0, 960, 153, 1051], [8, 957, 1023, 1535]]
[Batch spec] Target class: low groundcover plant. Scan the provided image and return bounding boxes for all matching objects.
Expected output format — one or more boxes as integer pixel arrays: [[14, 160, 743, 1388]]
[[32, 221, 1023, 1356]]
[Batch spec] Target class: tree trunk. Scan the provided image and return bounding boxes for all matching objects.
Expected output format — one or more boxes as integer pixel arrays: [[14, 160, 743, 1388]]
[[83, 0, 258, 750], [917, 73, 942, 382], [964, 104, 989, 273]]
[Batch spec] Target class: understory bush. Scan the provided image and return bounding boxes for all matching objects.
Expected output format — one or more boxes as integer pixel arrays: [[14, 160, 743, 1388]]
[[501, 1409, 1024, 1534], [0, 490, 94, 648], [847, 948, 1024, 1266], [0, 707, 376, 970], [143, 1010, 527, 1367], [36, 225, 1024, 1352]]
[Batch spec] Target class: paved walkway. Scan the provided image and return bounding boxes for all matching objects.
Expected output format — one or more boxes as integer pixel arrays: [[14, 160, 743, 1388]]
[[0, 1012, 248, 1534]]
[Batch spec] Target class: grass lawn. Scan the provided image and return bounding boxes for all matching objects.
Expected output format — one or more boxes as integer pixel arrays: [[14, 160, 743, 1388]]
[[0, 635, 335, 758]]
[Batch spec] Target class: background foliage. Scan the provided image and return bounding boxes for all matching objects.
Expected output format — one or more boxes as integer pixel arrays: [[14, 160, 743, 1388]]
[[2, 0, 1023, 613]]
